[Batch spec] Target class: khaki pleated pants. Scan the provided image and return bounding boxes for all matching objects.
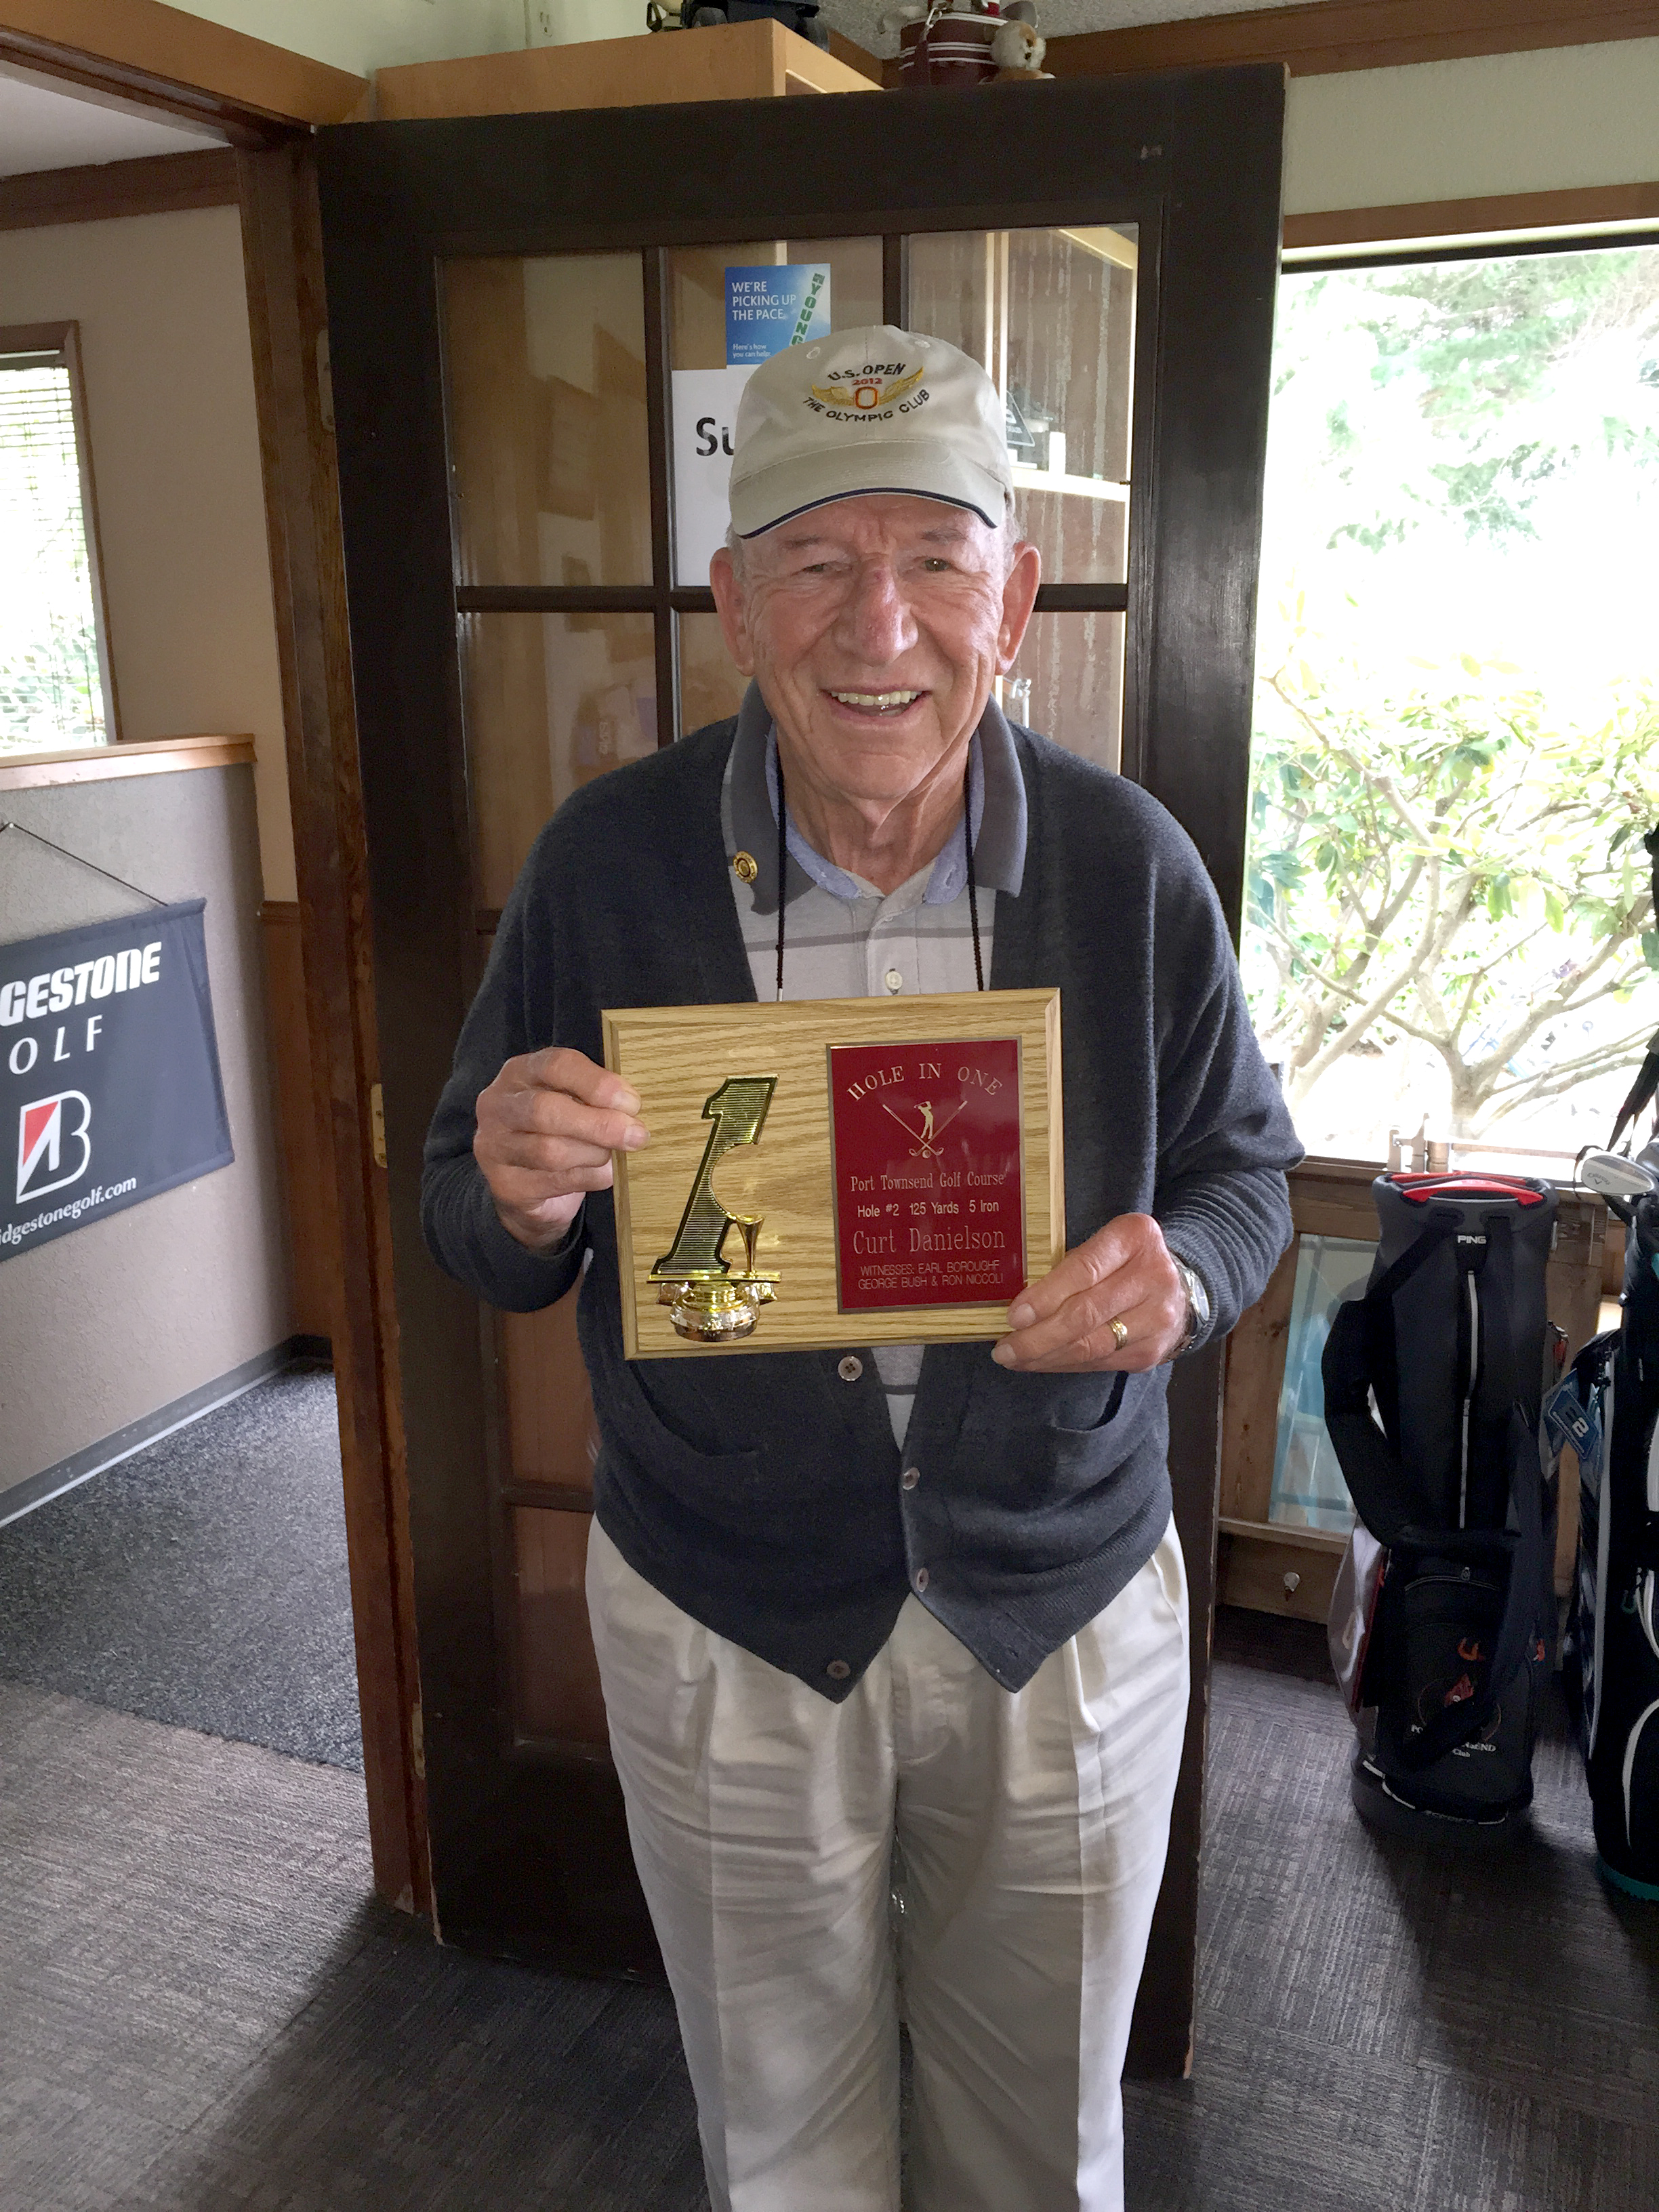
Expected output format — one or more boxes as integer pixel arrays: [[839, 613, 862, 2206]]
[[586, 1515, 1189, 2212]]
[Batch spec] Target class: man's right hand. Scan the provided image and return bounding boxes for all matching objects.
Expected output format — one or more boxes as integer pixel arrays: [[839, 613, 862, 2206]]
[[473, 1046, 648, 1252]]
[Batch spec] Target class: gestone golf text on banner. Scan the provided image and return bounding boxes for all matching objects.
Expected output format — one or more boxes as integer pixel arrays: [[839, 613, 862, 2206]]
[[0, 899, 233, 1260]]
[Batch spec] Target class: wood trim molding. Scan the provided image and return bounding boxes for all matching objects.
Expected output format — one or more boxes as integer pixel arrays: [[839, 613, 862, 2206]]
[[1285, 178, 1659, 248], [0, 0, 367, 142], [258, 899, 342, 1345], [0, 148, 239, 232], [0, 318, 70, 350], [0, 733, 253, 792], [1045, 0, 1659, 81], [237, 139, 430, 1917]]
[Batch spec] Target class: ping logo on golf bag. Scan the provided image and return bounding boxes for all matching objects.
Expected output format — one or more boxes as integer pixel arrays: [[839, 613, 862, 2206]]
[[16, 1090, 92, 1203]]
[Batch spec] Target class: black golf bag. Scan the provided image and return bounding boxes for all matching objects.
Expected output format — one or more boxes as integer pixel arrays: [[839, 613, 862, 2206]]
[[1554, 1195, 1659, 1901], [1324, 1171, 1558, 1839]]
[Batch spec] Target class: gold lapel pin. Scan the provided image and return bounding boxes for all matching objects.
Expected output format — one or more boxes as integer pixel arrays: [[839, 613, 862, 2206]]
[[733, 851, 758, 884]]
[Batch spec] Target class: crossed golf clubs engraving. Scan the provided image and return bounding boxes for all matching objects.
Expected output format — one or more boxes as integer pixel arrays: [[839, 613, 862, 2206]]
[[880, 1096, 968, 1160]]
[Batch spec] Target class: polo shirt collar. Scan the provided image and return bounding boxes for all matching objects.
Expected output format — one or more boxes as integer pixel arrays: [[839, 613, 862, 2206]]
[[726, 680, 1027, 917]]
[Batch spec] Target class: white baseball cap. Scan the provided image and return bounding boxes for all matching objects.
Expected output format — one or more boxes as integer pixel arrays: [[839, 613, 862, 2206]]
[[727, 323, 1012, 539]]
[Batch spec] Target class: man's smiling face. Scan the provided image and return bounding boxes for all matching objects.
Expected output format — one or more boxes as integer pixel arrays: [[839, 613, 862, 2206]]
[[710, 492, 1040, 826]]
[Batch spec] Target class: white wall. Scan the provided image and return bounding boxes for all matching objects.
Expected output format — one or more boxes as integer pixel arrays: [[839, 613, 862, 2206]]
[[173, 0, 640, 74], [0, 205, 295, 903], [1285, 37, 1659, 214]]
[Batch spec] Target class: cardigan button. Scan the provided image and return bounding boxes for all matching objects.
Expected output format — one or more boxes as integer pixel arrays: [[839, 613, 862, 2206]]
[[914, 1568, 930, 1593], [901, 1467, 920, 1490], [826, 1659, 851, 1680], [838, 1355, 863, 1381]]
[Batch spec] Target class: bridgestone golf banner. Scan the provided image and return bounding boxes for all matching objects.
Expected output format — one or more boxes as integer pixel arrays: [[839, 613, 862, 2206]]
[[0, 899, 232, 1262]]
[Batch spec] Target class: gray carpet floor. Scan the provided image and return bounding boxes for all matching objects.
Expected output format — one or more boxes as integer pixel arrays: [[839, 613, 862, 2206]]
[[3, 1618, 1656, 2211], [2, 1374, 1655, 2206], [0, 1368, 362, 1771]]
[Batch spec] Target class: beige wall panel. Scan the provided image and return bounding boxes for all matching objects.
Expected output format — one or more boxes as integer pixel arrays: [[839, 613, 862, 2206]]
[[0, 205, 296, 903], [0, 764, 293, 1499], [1285, 37, 1659, 216]]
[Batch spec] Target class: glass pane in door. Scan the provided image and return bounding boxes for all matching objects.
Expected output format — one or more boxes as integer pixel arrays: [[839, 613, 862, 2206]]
[[1002, 611, 1126, 774], [460, 610, 657, 909], [680, 609, 748, 734], [444, 253, 653, 587], [666, 237, 882, 589], [907, 226, 1136, 587]]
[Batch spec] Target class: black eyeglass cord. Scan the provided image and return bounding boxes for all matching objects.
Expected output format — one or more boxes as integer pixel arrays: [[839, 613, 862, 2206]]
[[964, 755, 984, 992], [772, 751, 984, 1000], [775, 748, 789, 1002]]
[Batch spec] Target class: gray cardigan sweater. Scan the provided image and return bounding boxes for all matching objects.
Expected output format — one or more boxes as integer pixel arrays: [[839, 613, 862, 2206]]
[[422, 714, 1300, 1698]]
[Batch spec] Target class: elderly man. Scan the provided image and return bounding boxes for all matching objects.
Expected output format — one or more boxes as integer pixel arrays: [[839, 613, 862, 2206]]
[[423, 325, 1299, 2212]]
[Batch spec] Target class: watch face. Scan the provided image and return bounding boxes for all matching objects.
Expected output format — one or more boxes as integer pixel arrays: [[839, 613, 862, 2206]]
[[1179, 1258, 1209, 1323]]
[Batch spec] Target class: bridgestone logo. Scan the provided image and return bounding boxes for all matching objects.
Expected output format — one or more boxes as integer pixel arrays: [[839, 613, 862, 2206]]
[[0, 940, 161, 1026]]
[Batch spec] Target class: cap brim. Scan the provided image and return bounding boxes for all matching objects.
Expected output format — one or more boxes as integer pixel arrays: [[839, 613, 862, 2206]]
[[731, 441, 1008, 537]]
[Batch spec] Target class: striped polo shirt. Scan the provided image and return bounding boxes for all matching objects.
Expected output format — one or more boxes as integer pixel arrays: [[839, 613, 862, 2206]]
[[720, 684, 1029, 1445]]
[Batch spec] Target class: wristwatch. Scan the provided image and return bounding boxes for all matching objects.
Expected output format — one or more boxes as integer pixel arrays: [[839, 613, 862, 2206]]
[[1170, 1254, 1210, 1357]]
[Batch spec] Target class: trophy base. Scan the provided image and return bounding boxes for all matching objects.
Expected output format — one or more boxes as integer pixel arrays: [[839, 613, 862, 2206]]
[[653, 1273, 779, 1343]]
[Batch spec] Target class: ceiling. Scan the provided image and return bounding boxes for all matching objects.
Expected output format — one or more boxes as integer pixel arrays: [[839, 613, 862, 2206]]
[[0, 61, 226, 180]]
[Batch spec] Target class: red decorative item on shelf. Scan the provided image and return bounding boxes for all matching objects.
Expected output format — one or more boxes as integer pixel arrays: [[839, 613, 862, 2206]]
[[891, 0, 1048, 88], [901, 3, 1003, 88]]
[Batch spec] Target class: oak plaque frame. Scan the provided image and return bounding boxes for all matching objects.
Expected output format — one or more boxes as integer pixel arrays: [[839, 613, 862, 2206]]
[[605, 987, 1063, 1357]]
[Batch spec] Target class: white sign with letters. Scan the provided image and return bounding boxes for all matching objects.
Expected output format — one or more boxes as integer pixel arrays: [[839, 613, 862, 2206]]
[[671, 365, 754, 589]]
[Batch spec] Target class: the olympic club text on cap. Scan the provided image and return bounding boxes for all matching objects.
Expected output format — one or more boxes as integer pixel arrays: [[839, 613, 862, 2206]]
[[728, 324, 1013, 539]]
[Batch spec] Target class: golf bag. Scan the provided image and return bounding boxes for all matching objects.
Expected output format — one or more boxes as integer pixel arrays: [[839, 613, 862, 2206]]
[[1554, 1191, 1659, 1902], [1324, 1171, 1558, 1839]]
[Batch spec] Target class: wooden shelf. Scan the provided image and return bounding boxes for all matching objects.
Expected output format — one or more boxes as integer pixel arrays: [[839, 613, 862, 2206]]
[[375, 20, 879, 122], [1220, 1516, 1347, 1553], [0, 733, 254, 792]]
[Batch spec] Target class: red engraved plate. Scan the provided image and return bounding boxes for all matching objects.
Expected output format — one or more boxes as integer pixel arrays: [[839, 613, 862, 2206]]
[[828, 1038, 1025, 1311]]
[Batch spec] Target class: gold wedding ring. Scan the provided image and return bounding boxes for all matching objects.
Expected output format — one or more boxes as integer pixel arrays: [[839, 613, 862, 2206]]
[[1108, 1317, 1130, 1352]]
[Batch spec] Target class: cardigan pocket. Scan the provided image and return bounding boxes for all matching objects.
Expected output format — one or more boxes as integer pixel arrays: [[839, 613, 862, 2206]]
[[600, 1353, 766, 1525], [960, 1360, 1134, 1442]]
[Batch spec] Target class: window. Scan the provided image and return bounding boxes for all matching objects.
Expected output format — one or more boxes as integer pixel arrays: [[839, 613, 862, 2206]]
[[1242, 239, 1659, 1168], [0, 322, 116, 754]]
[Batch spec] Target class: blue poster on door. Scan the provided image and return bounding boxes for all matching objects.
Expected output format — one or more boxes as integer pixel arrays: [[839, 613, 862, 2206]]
[[726, 265, 832, 366]]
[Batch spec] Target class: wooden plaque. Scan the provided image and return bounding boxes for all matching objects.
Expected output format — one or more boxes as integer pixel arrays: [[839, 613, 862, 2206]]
[[603, 989, 1064, 1359]]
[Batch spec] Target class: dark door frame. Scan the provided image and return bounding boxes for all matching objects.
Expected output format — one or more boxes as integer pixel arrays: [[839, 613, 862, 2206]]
[[309, 68, 1284, 2075]]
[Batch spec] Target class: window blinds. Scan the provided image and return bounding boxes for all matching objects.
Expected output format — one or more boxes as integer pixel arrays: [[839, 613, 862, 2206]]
[[0, 355, 106, 754]]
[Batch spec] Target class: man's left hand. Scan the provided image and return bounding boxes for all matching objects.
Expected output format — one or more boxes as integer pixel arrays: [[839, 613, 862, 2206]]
[[992, 1213, 1189, 1373]]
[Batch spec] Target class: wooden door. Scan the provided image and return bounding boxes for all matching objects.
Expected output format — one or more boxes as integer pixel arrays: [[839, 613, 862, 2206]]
[[315, 69, 1284, 2066]]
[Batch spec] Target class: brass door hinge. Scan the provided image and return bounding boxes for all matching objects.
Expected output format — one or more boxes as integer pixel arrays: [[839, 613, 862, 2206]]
[[370, 1082, 387, 1168]]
